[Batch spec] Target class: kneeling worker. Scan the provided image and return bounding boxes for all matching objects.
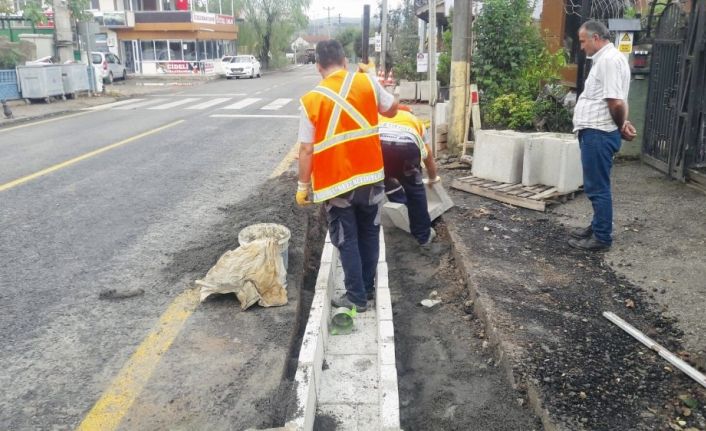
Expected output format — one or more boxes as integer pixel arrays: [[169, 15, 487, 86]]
[[379, 106, 439, 247]]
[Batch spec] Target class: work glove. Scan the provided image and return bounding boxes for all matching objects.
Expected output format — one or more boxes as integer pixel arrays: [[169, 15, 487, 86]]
[[357, 60, 376, 77], [426, 175, 441, 188], [296, 181, 312, 206]]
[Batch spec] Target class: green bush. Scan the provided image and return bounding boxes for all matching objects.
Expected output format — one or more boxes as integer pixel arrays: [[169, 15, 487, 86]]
[[486, 94, 535, 130], [473, 0, 572, 131]]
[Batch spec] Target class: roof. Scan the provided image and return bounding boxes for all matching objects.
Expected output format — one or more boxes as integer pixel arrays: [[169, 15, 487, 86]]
[[301, 35, 330, 44], [608, 19, 642, 32]]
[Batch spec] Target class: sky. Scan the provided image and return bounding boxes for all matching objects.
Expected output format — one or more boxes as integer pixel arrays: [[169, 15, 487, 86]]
[[306, 0, 404, 20]]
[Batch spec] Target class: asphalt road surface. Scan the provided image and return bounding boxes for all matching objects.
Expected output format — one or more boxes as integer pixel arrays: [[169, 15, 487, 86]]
[[0, 65, 320, 430]]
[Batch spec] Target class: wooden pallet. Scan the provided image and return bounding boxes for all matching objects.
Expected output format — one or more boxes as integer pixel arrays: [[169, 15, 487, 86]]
[[451, 175, 581, 211]]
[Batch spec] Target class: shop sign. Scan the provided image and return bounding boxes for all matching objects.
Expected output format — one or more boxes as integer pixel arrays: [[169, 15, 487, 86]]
[[157, 61, 203, 74], [216, 14, 234, 25], [192, 11, 216, 24]]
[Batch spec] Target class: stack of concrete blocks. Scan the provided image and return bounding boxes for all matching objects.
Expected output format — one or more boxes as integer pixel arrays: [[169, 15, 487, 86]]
[[417, 80, 440, 102], [471, 129, 583, 192], [471, 130, 530, 184], [522, 134, 583, 193], [381, 180, 454, 233], [397, 80, 417, 102]]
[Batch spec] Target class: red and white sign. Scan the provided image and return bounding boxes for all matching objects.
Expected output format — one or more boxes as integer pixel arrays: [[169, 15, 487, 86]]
[[192, 11, 215, 24], [216, 14, 234, 25]]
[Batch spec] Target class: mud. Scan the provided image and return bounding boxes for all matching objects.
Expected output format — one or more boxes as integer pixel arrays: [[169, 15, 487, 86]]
[[385, 226, 542, 430], [136, 172, 327, 430], [442, 161, 706, 431]]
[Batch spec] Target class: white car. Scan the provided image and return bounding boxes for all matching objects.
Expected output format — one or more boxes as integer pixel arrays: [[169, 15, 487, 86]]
[[224, 55, 261, 79], [91, 52, 127, 84]]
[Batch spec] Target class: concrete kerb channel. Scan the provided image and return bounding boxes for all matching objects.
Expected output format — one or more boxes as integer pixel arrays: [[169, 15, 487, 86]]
[[286, 229, 401, 431]]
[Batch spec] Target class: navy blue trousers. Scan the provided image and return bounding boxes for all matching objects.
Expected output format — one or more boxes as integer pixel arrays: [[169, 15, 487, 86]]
[[381, 141, 432, 244], [325, 183, 383, 307], [578, 128, 622, 245]]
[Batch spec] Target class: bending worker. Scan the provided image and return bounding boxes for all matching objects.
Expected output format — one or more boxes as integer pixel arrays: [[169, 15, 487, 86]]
[[295, 40, 398, 312], [379, 107, 439, 247]]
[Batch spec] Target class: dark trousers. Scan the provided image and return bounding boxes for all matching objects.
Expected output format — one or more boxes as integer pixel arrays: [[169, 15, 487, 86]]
[[325, 183, 383, 307], [578, 128, 622, 245], [381, 141, 432, 244]]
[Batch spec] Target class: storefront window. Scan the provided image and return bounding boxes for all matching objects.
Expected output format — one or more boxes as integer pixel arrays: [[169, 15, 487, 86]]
[[169, 41, 183, 60], [141, 41, 155, 60], [183, 41, 197, 61], [206, 41, 216, 60], [154, 40, 168, 60]]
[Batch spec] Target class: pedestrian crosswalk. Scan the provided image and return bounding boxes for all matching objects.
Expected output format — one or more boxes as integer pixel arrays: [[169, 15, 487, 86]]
[[84, 96, 297, 113]]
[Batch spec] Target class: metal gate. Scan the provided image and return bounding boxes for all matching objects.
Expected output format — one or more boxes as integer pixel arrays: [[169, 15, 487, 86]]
[[673, 1, 706, 185], [642, 3, 687, 174]]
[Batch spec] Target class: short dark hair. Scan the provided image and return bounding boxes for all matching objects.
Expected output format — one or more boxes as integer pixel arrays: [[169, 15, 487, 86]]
[[581, 20, 611, 40], [315, 40, 346, 69]]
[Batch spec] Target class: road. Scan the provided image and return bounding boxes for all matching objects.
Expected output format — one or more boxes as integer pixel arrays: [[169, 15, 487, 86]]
[[0, 65, 319, 430]]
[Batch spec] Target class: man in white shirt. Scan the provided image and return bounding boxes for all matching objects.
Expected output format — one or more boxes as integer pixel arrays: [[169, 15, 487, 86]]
[[570, 20, 636, 251]]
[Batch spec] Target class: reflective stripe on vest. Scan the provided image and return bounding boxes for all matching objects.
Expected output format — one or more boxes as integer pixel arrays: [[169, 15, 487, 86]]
[[312, 169, 385, 202], [379, 122, 428, 159]]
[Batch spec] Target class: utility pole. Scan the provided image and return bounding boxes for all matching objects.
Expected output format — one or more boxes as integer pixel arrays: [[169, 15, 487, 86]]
[[324, 6, 334, 38], [380, 0, 388, 75], [52, 0, 73, 63], [429, 0, 437, 157], [448, 0, 473, 153]]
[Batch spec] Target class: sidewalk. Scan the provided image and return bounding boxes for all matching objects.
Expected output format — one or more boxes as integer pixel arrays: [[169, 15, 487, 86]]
[[438, 156, 706, 429]]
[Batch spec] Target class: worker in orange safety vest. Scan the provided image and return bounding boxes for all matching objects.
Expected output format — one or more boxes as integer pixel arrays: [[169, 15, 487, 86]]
[[295, 40, 398, 312]]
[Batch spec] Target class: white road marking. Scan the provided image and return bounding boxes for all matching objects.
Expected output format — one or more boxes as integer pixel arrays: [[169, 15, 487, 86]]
[[185, 98, 232, 110], [148, 98, 201, 110], [83, 99, 147, 110], [221, 98, 261, 110], [261, 98, 292, 111], [114, 99, 169, 110], [154, 93, 247, 97], [210, 114, 299, 119]]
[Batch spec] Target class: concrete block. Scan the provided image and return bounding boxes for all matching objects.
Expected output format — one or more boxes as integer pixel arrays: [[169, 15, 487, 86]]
[[397, 81, 417, 101], [314, 262, 332, 291], [376, 288, 393, 321], [376, 263, 389, 289], [522, 133, 583, 193], [319, 354, 378, 404], [379, 364, 401, 430], [288, 363, 317, 431], [379, 340, 396, 366], [471, 129, 528, 183], [320, 242, 335, 263], [381, 181, 454, 233], [382, 202, 410, 233], [327, 318, 378, 355], [417, 80, 440, 102], [435, 102, 448, 124], [424, 178, 455, 220], [378, 320, 395, 343]]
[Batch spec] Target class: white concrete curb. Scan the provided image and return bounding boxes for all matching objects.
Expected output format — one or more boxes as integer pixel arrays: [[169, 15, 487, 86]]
[[286, 229, 401, 430]]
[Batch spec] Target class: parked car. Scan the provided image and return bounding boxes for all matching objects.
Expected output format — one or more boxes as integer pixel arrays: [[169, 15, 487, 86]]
[[91, 52, 127, 84], [224, 55, 261, 79]]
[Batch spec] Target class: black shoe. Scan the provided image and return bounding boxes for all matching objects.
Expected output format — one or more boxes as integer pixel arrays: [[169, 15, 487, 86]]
[[367, 291, 375, 301], [569, 225, 593, 239], [331, 293, 367, 312], [568, 235, 611, 252]]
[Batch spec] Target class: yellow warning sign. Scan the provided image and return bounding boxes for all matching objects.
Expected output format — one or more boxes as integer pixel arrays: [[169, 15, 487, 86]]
[[617, 32, 633, 54]]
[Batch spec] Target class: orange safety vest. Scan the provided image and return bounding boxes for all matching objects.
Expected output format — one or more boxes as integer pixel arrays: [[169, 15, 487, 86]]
[[300, 69, 384, 203], [378, 110, 428, 159]]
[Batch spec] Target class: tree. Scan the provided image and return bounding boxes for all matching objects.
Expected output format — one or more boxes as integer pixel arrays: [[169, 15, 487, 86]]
[[241, 0, 309, 70], [389, 0, 420, 81], [335, 27, 361, 60], [0, 0, 13, 14], [22, 1, 47, 26]]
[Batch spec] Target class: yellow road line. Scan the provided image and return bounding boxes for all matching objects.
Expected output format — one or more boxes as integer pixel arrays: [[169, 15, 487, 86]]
[[0, 120, 184, 192], [75, 288, 200, 431], [0, 111, 90, 133], [269, 142, 300, 179], [75, 138, 298, 430]]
